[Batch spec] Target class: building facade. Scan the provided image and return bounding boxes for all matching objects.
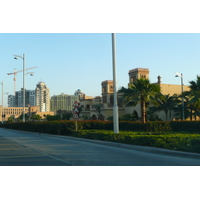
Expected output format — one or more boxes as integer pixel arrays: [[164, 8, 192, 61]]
[[50, 92, 79, 113], [80, 68, 190, 121], [0, 105, 54, 122], [8, 89, 36, 107], [8, 95, 15, 107]]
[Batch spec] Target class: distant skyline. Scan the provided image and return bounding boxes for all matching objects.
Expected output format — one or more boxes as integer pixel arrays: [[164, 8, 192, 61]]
[[1, 33, 200, 106]]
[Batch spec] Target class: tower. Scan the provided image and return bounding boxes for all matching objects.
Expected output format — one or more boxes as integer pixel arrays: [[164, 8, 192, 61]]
[[128, 68, 150, 83], [101, 80, 114, 105], [35, 82, 50, 112]]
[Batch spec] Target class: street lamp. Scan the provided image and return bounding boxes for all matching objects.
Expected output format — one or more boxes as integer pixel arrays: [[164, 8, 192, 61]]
[[112, 33, 119, 133], [0, 81, 9, 123], [175, 72, 185, 120], [13, 53, 26, 122], [0, 81, 3, 123]]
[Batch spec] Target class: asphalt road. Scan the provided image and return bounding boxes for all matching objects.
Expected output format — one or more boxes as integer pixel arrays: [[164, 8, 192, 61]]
[[1, 128, 200, 166]]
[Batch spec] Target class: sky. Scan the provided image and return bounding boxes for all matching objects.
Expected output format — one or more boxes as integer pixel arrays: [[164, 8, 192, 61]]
[[1, 33, 200, 106]]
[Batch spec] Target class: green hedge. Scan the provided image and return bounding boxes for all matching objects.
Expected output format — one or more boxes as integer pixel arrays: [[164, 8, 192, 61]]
[[0, 121, 75, 135], [72, 130, 200, 153], [1, 120, 200, 133]]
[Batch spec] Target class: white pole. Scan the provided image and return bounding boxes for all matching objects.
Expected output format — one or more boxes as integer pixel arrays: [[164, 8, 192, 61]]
[[112, 33, 119, 133], [23, 53, 26, 122], [1, 81, 3, 123], [181, 74, 185, 120]]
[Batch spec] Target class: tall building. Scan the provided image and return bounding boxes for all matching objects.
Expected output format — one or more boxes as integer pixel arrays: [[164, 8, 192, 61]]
[[35, 82, 50, 112], [8, 95, 15, 107], [8, 89, 36, 107]]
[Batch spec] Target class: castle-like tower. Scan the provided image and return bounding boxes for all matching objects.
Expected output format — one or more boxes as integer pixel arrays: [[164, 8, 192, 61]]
[[35, 82, 50, 112], [128, 68, 150, 83], [101, 80, 114, 105]]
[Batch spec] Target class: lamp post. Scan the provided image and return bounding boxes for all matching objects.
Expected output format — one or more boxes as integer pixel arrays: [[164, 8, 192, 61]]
[[0, 81, 3, 123], [13, 53, 26, 122], [112, 33, 119, 133], [0, 81, 9, 123], [175, 72, 185, 120]]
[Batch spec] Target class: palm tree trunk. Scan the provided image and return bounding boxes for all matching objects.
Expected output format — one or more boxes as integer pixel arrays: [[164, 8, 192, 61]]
[[141, 101, 146, 124]]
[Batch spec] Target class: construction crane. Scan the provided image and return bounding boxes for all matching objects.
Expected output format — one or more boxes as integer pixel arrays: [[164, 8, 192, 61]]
[[7, 66, 38, 94]]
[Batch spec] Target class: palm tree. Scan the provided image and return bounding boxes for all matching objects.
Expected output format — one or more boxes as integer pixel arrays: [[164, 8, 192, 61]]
[[119, 78, 160, 124], [93, 104, 103, 120], [149, 93, 180, 121], [182, 76, 200, 120]]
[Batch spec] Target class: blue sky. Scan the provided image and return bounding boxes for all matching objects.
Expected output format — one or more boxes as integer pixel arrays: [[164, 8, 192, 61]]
[[1, 1, 200, 107], [1, 33, 200, 107]]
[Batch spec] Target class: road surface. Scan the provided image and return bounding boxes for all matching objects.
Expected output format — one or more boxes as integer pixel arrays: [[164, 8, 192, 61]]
[[1, 128, 200, 166]]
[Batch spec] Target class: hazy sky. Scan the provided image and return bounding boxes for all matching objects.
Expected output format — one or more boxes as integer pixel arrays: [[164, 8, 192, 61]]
[[1, 33, 200, 106]]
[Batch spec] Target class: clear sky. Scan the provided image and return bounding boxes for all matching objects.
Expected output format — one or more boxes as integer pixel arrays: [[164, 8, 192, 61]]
[[1, 33, 200, 106]]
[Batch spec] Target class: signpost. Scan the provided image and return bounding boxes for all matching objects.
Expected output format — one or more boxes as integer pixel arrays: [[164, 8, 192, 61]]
[[72, 101, 80, 131]]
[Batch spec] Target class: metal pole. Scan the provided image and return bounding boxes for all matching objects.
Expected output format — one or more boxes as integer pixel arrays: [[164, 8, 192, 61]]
[[1, 81, 3, 124], [181, 74, 185, 120], [112, 33, 119, 133], [23, 53, 26, 122]]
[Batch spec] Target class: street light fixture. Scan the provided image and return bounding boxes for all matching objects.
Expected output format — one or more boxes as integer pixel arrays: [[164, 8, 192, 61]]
[[175, 72, 185, 120], [13, 53, 26, 122]]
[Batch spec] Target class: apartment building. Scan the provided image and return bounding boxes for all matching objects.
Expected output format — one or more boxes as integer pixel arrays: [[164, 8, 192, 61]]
[[8, 89, 36, 107], [8, 95, 15, 107], [50, 90, 83, 113]]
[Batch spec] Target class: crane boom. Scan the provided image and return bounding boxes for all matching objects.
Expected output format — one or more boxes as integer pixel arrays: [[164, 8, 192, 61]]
[[7, 66, 38, 94], [7, 66, 38, 75]]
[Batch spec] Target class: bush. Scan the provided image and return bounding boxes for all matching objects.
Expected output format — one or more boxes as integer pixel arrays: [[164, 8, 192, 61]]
[[170, 121, 200, 132]]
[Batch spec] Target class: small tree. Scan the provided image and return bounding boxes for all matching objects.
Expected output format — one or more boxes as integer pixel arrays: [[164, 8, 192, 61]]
[[150, 93, 180, 121], [18, 114, 29, 122], [31, 114, 42, 121], [8, 116, 14, 122], [92, 104, 103, 120]]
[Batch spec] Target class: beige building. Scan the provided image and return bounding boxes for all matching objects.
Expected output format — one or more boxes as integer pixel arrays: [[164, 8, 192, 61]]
[[0, 105, 54, 122], [80, 68, 190, 121], [50, 91, 81, 113]]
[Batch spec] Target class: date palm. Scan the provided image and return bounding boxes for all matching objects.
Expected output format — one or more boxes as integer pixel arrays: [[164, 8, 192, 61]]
[[183, 76, 200, 120], [119, 78, 160, 124], [149, 93, 179, 121]]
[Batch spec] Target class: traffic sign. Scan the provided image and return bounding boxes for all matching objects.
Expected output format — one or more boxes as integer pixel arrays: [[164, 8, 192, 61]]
[[72, 101, 80, 119]]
